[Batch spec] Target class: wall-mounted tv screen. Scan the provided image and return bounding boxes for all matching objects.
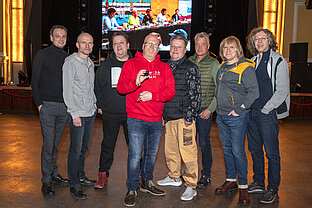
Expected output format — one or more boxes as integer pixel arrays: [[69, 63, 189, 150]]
[[102, 0, 192, 51]]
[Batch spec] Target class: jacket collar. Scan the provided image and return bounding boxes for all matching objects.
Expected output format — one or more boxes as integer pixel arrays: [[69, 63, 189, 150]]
[[72, 52, 93, 68], [194, 52, 211, 63]]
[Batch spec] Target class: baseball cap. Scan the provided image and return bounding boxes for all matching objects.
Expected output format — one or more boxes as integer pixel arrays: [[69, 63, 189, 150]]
[[169, 29, 188, 39]]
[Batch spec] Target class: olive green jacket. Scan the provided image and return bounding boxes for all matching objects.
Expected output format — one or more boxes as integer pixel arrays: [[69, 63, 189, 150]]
[[189, 53, 219, 113]]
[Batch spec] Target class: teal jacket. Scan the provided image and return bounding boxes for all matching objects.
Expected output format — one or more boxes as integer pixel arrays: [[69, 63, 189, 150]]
[[189, 53, 219, 113]]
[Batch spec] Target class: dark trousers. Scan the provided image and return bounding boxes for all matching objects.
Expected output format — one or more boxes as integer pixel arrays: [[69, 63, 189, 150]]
[[247, 109, 281, 192], [40, 101, 69, 183], [196, 107, 213, 177], [99, 114, 129, 173], [68, 113, 96, 187]]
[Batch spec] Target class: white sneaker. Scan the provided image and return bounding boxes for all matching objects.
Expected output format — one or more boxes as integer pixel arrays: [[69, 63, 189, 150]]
[[157, 176, 182, 187], [180, 187, 197, 201]]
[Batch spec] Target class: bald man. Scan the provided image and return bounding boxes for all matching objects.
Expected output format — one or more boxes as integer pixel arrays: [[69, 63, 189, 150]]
[[118, 33, 175, 207], [63, 33, 97, 199]]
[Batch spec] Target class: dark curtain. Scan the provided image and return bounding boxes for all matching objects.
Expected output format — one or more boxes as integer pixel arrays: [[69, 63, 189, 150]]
[[24, 0, 42, 81], [88, 0, 102, 61], [41, 0, 79, 54], [246, 0, 259, 58], [191, 0, 259, 58]]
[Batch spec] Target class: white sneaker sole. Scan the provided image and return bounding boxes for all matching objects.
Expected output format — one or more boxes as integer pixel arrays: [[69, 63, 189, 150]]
[[157, 181, 182, 187], [248, 189, 265, 194], [124, 202, 135, 207], [139, 187, 166, 196], [259, 195, 279, 204], [180, 191, 197, 201]]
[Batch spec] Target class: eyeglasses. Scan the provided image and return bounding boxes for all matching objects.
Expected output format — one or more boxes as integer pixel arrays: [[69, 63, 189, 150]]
[[254, 36, 268, 42], [144, 42, 159, 47]]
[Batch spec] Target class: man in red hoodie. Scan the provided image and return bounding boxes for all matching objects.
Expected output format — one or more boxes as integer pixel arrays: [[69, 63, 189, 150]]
[[117, 33, 175, 207]]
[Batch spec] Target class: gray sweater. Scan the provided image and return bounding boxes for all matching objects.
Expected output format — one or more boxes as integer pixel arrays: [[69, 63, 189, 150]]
[[63, 53, 97, 119]]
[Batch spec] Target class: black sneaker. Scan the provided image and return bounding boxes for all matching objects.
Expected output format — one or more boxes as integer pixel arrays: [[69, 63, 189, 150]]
[[248, 181, 265, 194], [52, 174, 69, 186], [259, 189, 279, 204], [70, 186, 87, 199], [41, 182, 55, 196], [140, 180, 165, 196], [80, 176, 96, 186], [124, 190, 137, 207], [197, 175, 211, 189]]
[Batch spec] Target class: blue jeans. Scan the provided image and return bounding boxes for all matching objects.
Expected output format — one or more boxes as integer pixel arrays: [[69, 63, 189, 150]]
[[216, 113, 249, 185], [68, 113, 96, 187], [247, 109, 280, 192], [126, 118, 163, 191], [196, 108, 213, 177]]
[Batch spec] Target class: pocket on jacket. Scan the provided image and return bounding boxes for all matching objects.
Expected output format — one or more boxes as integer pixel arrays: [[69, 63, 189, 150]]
[[276, 101, 287, 114]]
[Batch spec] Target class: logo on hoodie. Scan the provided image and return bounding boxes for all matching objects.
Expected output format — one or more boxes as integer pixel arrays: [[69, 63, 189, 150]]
[[148, 70, 161, 79]]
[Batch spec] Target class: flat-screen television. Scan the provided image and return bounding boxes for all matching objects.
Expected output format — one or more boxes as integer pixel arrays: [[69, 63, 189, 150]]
[[101, 0, 192, 51]]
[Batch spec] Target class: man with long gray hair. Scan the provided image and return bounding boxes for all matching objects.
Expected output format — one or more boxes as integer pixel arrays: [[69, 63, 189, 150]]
[[246, 27, 290, 204]]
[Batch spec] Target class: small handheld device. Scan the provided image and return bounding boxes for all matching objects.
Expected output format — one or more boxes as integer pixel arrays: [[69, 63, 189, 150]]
[[144, 71, 150, 76]]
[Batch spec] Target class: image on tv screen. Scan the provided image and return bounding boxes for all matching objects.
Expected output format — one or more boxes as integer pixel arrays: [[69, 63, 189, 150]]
[[102, 0, 192, 51]]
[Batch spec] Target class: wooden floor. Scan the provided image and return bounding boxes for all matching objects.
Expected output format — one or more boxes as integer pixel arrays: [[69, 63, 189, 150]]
[[0, 112, 311, 208]]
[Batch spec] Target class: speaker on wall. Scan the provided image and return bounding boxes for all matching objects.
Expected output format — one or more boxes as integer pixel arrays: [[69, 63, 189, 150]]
[[289, 42, 308, 63], [290, 62, 312, 93]]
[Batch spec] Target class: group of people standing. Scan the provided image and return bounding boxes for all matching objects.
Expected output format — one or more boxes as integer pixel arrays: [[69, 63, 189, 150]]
[[103, 7, 183, 32], [31, 24, 289, 207]]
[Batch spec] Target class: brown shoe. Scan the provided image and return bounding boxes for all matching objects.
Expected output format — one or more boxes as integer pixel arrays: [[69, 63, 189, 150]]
[[239, 188, 250, 204], [215, 181, 238, 194]]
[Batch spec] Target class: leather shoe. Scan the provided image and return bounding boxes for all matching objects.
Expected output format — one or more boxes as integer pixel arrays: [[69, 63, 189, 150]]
[[70, 186, 87, 199], [124, 190, 137, 207], [80, 176, 96, 186], [215, 181, 238, 194], [41, 182, 55, 196], [140, 180, 165, 196], [52, 174, 69, 186], [239, 188, 250, 204], [197, 175, 211, 189]]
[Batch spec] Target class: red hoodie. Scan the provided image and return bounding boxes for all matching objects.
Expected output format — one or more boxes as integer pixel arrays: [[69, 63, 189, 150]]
[[117, 51, 175, 122]]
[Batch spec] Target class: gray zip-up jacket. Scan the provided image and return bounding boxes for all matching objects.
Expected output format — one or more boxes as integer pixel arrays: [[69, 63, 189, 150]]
[[252, 49, 290, 119], [63, 53, 97, 119], [216, 57, 259, 115]]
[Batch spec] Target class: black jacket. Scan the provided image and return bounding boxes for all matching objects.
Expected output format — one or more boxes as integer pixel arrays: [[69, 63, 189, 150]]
[[163, 56, 201, 122], [95, 51, 132, 117]]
